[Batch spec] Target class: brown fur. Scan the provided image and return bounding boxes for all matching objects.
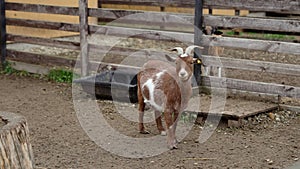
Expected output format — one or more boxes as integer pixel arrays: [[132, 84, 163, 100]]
[[137, 55, 195, 149]]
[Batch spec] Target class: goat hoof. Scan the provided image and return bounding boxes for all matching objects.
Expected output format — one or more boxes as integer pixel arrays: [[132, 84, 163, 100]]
[[169, 144, 178, 150], [140, 130, 150, 134], [160, 131, 167, 136]]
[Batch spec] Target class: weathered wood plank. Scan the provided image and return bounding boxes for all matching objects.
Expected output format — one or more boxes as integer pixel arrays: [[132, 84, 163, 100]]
[[204, 15, 300, 33], [7, 50, 76, 67], [91, 25, 300, 55], [6, 2, 78, 16], [7, 34, 80, 50], [0, 0, 6, 67], [202, 76, 300, 98], [6, 18, 79, 32], [101, 0, 300, 13], [201, 55, 300, 77], [201, 36, 300, 55], [79, 0, 89, 76], [7, 34, 300, 77], [0, 112, 34, 169], [90, 8, 300, 33]]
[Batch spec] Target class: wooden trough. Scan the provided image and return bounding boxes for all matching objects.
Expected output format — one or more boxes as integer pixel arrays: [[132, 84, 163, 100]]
[[0, 112, 34, 169], [74, 68, 138, 103]]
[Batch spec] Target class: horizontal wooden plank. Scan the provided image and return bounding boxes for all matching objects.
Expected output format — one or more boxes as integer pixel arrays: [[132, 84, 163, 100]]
[[9, 35, 298, 77], [201, 55, 300, 77], [6, 18, 79, 32], [7, 50, 76, 67], [7, 34, 80, 50], [6, 18, 300, 55], [90, 9, 300, 33], [201, 36, 300, 55], [204, 0, 300, 13], [91, 25, 300, 55], [101, 0, 300, 13], [202, 76, 300, 98], [204, 15, 300, 33], [6, 2, 78, 16]]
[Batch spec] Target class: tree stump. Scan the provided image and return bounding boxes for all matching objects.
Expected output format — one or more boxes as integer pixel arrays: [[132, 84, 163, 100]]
[[0, 112, 34, 169]]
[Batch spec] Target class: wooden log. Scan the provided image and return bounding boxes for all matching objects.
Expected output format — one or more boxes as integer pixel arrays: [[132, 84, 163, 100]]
[[0, 111, 34, 169]]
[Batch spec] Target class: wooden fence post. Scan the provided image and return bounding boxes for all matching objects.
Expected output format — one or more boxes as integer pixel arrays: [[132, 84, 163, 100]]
[[194, 0, 203, 86], [0, 0, 6, 69], [79, 0, 89, 76]]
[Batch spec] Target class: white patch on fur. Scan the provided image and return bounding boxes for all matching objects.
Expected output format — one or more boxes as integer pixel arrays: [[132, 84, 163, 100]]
[[142, 70, 166, 112], [156, 70, 166, 79], [161, 131, 167, 136]]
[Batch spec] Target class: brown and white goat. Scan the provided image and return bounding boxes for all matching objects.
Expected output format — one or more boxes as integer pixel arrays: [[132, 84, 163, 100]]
[[137, 45, 203, 149]]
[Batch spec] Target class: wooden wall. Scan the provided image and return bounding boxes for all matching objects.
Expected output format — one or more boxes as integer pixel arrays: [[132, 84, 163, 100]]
[[6, 0, 98, 38]]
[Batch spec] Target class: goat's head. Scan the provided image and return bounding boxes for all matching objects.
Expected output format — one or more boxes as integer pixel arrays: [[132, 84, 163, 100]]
[[166, 45, 203, 81]]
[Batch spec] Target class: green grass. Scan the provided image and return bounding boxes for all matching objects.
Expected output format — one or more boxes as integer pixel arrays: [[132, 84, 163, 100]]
[[1, 62, 79, 84], [0, 62, 29, 76], [47, 69, 79, 83]]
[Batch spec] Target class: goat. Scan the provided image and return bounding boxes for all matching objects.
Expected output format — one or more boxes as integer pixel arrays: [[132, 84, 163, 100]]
[[203, 26, 224, 77], [137, 45, 203, 149]]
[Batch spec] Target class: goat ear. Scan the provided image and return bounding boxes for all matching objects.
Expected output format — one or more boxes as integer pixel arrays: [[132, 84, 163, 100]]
[[165, 54, 176, 62], [193, 58, 202, 64]]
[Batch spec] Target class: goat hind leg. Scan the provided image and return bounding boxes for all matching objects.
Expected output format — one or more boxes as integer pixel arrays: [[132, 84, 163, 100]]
[[164, 110, 177, 149], [155, 110, 166, 136]]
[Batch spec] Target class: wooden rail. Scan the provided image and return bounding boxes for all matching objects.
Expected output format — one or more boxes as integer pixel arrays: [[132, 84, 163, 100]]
[[6, 3, 300, 33], [100, 0, 300, 13], [3, 0, 300, 99]]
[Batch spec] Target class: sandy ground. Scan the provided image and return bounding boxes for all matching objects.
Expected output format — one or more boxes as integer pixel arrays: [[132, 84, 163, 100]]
[[0, 74, 299, 169]]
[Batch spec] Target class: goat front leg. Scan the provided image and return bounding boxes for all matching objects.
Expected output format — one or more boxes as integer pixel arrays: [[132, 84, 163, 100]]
[[138, 84, 149, 134], [172, 110, 180, 144], [164, 109, 177, 149], [155, 110, 166, 136]]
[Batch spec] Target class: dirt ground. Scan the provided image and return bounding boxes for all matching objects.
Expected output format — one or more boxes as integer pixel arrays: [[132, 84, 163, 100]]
[[0, 74, 299, 169]]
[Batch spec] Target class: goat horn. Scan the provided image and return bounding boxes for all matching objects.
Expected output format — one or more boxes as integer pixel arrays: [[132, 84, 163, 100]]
[[170, 47, 184, 55], [185, 45, 204, 56]]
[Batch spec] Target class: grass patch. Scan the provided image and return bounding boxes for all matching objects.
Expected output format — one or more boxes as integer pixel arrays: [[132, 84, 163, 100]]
[[47, 69, 79, 83], [1, 62, 79, 84], [0, 62, 29, 76]]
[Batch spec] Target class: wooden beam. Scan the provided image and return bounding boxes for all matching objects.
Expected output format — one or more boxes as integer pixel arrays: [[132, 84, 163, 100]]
[[201, 55, 300, 77], [7, 34, 80, 50], [91, 8, 300, 33], [7, 50, 76, 67], [0, 0, 6, 68], [194, 0, 203, 86], [6, 18, 79, 32], [90, 25, 300, 55], [6, 3, 79, 16], [202, 76, 300, 98], [201, 36, 300, 55], [79, 0, 89, 76], [203, 15, 300, 33], [101, 0, 300, 13], [204, 0, 300, 13]]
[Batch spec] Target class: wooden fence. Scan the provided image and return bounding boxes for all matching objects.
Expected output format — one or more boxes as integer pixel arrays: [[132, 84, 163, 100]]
[[1, 0, 300, 99]]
